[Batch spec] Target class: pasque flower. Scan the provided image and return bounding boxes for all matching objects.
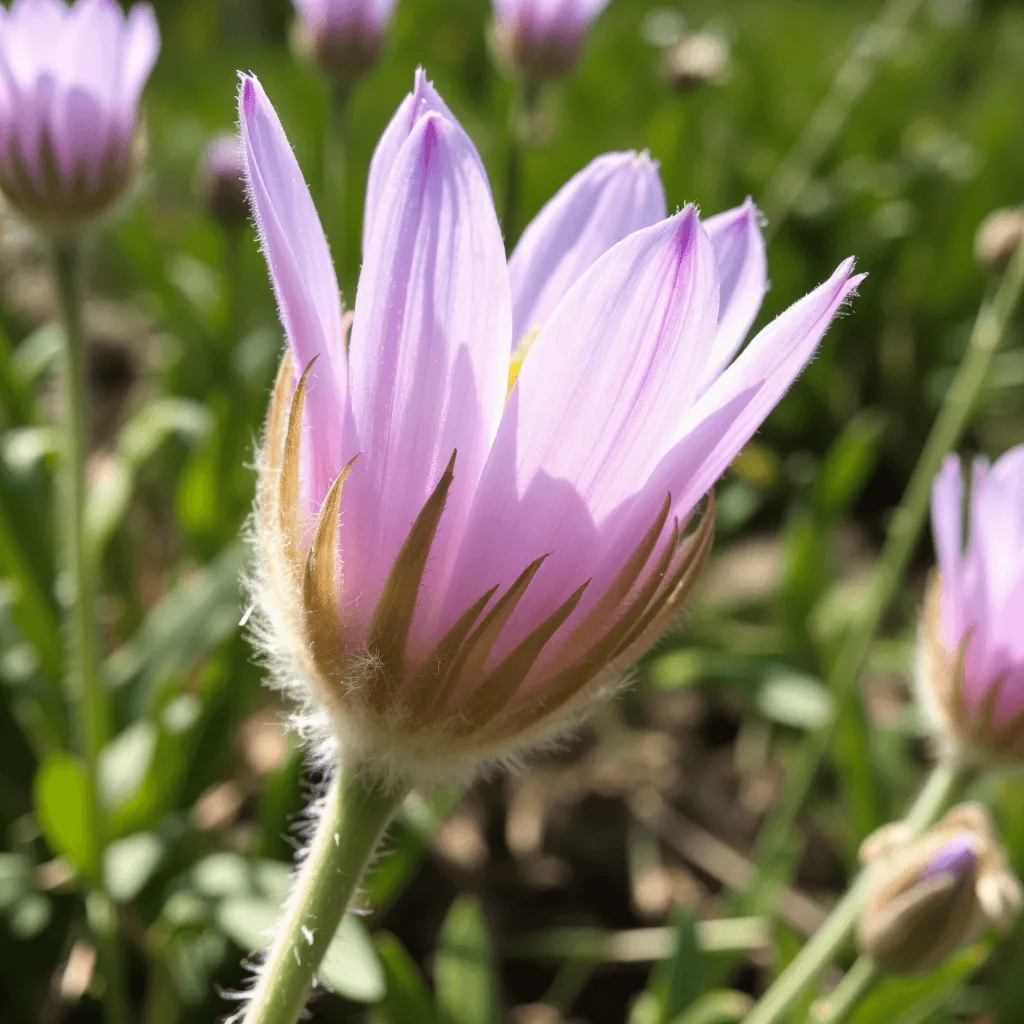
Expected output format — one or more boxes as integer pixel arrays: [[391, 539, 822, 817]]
[[0, 0, 159, 229], [921, 448, 1024, 762], [491, 0, 611, 81], [242, 69, 862, 781], [291, 0, 395, 93], [198, 134, 248, 229], [858, 803, 1021, 974]]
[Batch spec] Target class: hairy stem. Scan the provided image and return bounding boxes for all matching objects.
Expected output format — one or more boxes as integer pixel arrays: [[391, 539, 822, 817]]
[[241, 764, 407, 1024], [53, 240, 128, 1024], [743, 759, 971, 1024]]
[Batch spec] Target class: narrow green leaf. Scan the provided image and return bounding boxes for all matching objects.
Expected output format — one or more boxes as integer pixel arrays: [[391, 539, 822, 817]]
[[668, 989, 753, 1024], [436, 895, 500, 1024], [375, 932, 437, 1024], [34, 753, 96, 879], [647, 908, 706, 1021]]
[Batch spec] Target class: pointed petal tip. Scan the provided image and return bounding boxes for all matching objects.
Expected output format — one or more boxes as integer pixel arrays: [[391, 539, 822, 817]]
[[239, 73, 258, 118]]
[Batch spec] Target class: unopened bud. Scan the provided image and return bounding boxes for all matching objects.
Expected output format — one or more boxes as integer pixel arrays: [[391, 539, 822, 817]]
[[662, 33, 730, 92], [920, 451, 1024, 765], [291, 0, 395, 95], [858, 803, 1022, 975], [974, 208, 1024, 274], [198, 136, 249, 229]]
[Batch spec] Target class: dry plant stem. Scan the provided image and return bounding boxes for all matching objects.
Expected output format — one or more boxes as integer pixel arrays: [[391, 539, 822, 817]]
[[241, 764, 408, 1024], [53, 240, 129, 1024], [753, 238, 1024, 880], [502, 79, 541, 247], [743, 758, 971, 1024], [813, 955, 878, 1023], [761, 0, 925, 240]]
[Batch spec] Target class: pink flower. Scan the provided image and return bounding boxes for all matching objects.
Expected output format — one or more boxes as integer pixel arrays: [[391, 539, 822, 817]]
[[922, 449, 1024, 760], [0, 0, 159, 229], [242, 70, 862, 778], [291, 0, 395, 91], [492, 0, 610, 81]]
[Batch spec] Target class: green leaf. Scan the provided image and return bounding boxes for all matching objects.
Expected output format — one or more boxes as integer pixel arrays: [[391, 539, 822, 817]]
[[755, 670, 833, 731], [436, 896, 499, 1024], [99, 721, 157, 809], [34, 753, 96, 879], [668, 989, 753, 1024], [646, 908, 706, 1021], [319, 914, 386, 1003], [375, 933, 437, 1024], [844, 944, 987, 1024], [216, 896, 384, 1003], [814, 411, 887, 521], [104, 542, 245, 711], [104, 832, 164, 902]]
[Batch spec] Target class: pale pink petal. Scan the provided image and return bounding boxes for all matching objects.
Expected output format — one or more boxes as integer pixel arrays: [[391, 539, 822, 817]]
[[508, 150, 665, 344], [362, 68, 457, 254], [343, 110, 511, 641], [701, 198, 767, 386], [239, 75, 348, 505], [443, 207, 719, 651], [118, 4, 160, 117], [646, 259, 864, 527]]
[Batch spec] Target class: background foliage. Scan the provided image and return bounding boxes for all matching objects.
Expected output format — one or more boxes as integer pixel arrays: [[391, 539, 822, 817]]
[[1, 0, 1024, 1020]]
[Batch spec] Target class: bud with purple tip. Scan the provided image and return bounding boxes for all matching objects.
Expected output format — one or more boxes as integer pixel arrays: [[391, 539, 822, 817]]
[[858, 804, 1021, 975], [197, 135, 249, 229], [920, 448, 1024, 764], [491, 0, 612, 82], [291, 0, 396, 94], [0, 0, 160, 232]]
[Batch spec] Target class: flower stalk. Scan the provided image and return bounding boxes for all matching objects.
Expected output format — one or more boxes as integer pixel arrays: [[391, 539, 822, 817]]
[[502, 79, 541, 246], [743, 758, 972, 1024], [241, 764, 407, 1024], [53, 240, 129, 1024]]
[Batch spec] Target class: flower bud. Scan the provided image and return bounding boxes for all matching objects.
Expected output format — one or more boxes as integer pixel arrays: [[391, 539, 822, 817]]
[[858, 803, 1022, 975], [919, 450, 1024, 764], [291, 0, 395, 95], [197, 136, 249, 230], [662, 32, 730, 92], [974, 208, 1024, 275], [491, 0, 611, 82], [0, 0, 159, 233]]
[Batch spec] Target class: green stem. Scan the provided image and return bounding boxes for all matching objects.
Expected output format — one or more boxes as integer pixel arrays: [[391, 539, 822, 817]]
[[743, 759, 971, 1024], [752, 238, 1024, 879], [761, 0, 925, 239], [813, 956, 878, 1023], [241, 765, 408, 1024], [53, 239, 128, 1024], [502, 80, 541, 249]]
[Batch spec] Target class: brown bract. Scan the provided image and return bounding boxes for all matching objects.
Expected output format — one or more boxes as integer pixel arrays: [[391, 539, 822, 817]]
[[918, 573, 1024, 765], [252, 352, 715, 781]]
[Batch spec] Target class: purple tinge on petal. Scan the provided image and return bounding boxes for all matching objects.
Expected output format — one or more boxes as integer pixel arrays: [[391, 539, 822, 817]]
[[700, 198, 768, 387], [955, 446, 1024, 727], [343, 110, 512, 648], [919, 835, 978, 883], [508, 150, 666, 344], [362, 68, 459, 254], [117, 4, 160, 121], [239, 74, 349, 507], [443, 207, 720, 660]]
